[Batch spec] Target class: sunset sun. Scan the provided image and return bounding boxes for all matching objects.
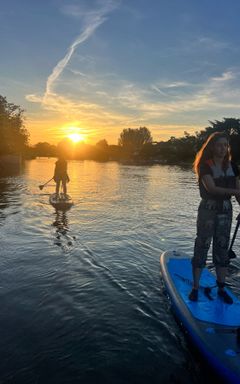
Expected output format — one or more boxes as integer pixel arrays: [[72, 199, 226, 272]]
[[68, 132, 85, 143]]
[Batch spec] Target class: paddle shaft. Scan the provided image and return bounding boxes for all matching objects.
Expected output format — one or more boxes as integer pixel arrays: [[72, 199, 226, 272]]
[[40, 177, 53, 188], [229, 219, 240, 251]]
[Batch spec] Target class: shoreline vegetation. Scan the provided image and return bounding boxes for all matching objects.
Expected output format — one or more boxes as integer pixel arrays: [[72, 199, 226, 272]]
[[1, 95, 240, 174]]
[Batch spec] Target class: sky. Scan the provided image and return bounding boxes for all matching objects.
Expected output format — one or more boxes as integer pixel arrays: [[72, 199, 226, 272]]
[[1, 0, 240, 145]]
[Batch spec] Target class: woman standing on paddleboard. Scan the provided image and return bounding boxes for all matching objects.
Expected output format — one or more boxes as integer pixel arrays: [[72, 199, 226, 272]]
[[189, 132, 240, 304], [53, 154, 70, 198]]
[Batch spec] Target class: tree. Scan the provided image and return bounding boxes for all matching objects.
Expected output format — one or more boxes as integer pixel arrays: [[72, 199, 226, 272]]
[[0, 95, 29, 155], [207, 118, 240, 136], [173, 132, 198, 162], [118, 127, 152, 155], [96, 139, 108, 150], [34, 142, 57, 157]]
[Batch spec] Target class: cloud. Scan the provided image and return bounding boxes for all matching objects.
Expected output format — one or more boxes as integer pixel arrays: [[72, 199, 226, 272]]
[[70, 69, 87, 77], [26, 94, 43, 103], [211, 71, 235, 82], [151, 81, 192, 97], [26, 1, 240, 143], [197, 36, 231, 51], [61, 0, 119, 20], [151, 85, 168, 96], [109, 69, 240, 121], [26, 66, 240, 134], [165, 81, 190, 88]]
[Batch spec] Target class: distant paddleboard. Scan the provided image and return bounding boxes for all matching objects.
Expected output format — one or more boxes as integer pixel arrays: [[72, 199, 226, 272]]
[[160, 250, 240, 384], [49, 193, 73, 211]]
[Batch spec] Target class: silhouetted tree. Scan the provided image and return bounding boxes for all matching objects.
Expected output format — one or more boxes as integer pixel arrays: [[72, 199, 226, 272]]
[[34, 142, 57, 157], [108, 145, 123, 161], [118, 127, 152, 156], [139, 142, 155, 159], [0, 95, 28, 155], [173, 132, 198, 161], [96, 139, 108, 150]]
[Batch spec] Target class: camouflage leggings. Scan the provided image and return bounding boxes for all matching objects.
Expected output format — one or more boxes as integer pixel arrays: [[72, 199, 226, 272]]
[[192, 199, 232, 268]]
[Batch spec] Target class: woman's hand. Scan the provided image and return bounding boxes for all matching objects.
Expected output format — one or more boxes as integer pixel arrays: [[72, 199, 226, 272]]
[[202, 175, 240, 197]]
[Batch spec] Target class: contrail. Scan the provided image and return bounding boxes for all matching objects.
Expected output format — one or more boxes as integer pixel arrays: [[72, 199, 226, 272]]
[[44, 1, 119, 100], [45, 18, 106, 97]]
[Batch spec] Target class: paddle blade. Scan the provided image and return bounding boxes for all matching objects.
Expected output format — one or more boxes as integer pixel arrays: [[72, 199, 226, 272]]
[[39, 185, 44, 190]]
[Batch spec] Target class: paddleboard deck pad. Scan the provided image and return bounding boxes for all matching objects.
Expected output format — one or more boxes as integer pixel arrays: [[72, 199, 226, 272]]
[[160, 250, 240, 384], [49, 193, 73, 210]]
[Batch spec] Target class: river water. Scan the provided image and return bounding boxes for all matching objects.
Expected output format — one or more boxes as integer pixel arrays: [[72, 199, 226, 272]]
[[0, 158, 239, 384]]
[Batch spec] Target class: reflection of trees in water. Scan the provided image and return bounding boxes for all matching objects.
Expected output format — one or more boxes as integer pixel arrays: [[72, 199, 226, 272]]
[[0, 178, 23, 223], [0, 180, 10, 213], [52, 210, 76, 250], [0, 156, 23, 177]]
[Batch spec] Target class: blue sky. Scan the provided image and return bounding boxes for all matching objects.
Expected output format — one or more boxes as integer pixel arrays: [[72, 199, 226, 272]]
[[1, 0, 240, 144]]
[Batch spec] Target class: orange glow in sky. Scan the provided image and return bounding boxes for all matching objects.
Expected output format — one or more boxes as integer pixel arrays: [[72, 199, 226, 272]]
[[68, 132, 85, 143], [3, 2, 240, 146]]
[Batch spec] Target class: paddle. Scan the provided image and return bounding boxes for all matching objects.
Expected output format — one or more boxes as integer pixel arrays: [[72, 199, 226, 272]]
[[228, 213, 240, 259], [39, 177, 53, 190]]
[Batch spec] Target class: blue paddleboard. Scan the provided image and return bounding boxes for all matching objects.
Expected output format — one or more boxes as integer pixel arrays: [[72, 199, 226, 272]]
[[160, 250, 240, 384]]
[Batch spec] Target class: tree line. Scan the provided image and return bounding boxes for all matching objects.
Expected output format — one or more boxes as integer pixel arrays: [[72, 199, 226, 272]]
[[1, 94, 240, 164]]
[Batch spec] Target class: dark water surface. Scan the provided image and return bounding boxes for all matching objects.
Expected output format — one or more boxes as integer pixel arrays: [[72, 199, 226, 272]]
[[0, 158, 240, 384]]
